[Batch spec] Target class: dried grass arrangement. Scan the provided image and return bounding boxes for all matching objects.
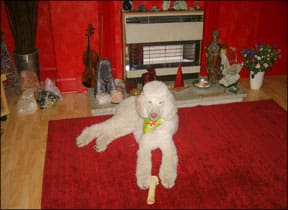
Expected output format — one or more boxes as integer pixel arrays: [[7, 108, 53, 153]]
[[4, 0, 38, 54]]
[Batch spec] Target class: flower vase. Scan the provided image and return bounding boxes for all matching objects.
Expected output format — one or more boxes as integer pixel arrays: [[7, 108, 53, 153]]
[[250, 71, 265, 90]]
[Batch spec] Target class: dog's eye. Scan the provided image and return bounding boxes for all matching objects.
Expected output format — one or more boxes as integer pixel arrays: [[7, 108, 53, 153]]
[[159, 101, 164, 104], [148, 101, 152, 104]]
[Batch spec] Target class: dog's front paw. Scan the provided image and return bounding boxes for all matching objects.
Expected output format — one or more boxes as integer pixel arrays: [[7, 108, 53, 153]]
[[160, 175, 175, 189], [159, 169, 176, 189], [93, 135, 110, 152], [76, 128, 93, 147], [137, 174, 150, 190]]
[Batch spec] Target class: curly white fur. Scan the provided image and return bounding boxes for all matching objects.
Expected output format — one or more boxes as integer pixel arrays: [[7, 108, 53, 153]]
[[76, 80, 178, 189]]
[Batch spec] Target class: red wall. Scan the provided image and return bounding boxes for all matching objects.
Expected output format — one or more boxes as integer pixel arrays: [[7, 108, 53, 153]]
[[200, 1, 287, 77], [1, 1, 287, 93]]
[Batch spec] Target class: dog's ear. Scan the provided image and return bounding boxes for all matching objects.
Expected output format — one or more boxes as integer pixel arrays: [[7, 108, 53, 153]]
[[136, 92, 148, 118], [161, 91, 177, 120]]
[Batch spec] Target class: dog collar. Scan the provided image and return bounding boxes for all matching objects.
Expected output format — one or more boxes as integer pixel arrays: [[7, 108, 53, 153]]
[[143, 118, 162, 134]]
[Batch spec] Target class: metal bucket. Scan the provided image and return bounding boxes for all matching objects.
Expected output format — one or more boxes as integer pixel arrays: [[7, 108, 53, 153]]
[[13, 48, 39, 78]]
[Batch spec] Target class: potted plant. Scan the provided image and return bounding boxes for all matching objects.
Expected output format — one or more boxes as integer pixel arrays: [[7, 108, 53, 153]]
[[4, 0, 39, 78], [241, 43, 281, 89]]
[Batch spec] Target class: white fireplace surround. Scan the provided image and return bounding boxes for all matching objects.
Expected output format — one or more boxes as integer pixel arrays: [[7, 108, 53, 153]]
[[122, 11, 204, 78]]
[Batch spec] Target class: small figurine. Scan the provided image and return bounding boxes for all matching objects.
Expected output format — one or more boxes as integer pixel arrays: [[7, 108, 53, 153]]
[[219, 63, 243, 92], [151, 6, 159, 12], [123, 0, 133, 11], [162, 0, 170, 11], [194, 1, 201, 10], [173, 0, 188, 10], [137, 5, 146, 12], [219, 45, 242, 92]]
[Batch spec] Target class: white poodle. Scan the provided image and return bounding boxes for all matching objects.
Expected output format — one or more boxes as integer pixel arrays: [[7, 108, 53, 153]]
[[76, 80, 178, 189]]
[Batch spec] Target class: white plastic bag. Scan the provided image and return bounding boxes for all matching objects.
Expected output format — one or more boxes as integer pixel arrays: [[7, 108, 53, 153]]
[[44, 78, 62, 99], [16, 88, 38, 114]]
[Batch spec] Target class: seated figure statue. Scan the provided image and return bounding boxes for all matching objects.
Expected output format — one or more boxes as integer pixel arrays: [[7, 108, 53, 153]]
[[219, 63, 243, 88], [219, 45, 243, 90]]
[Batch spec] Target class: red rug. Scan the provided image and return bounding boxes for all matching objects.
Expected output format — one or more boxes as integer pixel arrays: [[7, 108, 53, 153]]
[[42, 100, 287, 209]]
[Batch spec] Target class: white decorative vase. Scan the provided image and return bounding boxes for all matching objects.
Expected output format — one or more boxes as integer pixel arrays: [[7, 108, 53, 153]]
[[250, 71, 265, 90]]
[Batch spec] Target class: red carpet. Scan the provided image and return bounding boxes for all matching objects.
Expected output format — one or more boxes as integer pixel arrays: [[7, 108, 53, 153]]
[[42, 100, 287, 209]]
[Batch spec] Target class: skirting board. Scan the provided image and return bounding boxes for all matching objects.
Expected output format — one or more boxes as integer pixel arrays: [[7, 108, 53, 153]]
[[88, 80, 247, 116]]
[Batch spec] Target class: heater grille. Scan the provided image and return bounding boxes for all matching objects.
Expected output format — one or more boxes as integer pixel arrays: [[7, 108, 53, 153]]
[[127, 41, 200, 71]]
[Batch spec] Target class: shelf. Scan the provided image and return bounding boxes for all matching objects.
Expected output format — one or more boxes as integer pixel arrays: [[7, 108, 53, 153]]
[[87, 80, 247, 116]]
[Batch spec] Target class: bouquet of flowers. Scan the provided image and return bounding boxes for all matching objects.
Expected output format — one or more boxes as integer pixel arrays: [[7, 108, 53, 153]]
[[241, 43, 281, 78]]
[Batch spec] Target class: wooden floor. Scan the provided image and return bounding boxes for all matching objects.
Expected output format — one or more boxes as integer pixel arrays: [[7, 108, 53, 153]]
[[1, 75, 287, 209]]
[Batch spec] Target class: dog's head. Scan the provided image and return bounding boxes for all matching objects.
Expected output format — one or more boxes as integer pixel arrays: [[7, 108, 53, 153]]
[[136, 81, 177, 121]]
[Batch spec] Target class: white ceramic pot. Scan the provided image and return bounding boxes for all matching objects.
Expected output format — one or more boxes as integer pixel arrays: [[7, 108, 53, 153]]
[[250, 71, 265, 90]]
